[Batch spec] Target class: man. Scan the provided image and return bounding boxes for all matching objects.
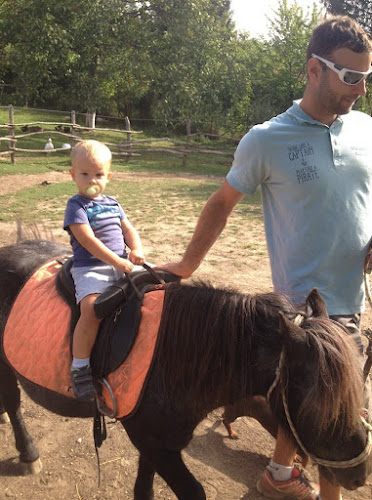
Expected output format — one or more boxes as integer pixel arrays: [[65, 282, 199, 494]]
[[162, 15, 372, 500]]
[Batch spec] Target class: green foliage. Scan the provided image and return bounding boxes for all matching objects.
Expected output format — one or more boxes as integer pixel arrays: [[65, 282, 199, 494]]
[[0, 1, 74, 106], [320, 1, 372, 34], [1, 0, 370, 134], [146, 0, 250, 133], [244, 0, 321, 124]]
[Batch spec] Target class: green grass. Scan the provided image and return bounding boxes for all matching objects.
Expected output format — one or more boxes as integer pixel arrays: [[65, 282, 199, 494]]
[[0, 106, 72, 126], [0, 107, 262, 242], [0, 177, 262, 225], [0, 157, 70, 175], [0, 147, 233, 179], [0, 150, 231, 177]]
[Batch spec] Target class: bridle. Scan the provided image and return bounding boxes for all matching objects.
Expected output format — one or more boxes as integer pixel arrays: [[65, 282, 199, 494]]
[[267, 345, 372, 469]]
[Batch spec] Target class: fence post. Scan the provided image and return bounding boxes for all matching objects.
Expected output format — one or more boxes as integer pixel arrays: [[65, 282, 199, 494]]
[[125, 116, 132, 160], [71, 110, 77, 147], [86, 111, 96, 129], [8, 104, 15, 164]]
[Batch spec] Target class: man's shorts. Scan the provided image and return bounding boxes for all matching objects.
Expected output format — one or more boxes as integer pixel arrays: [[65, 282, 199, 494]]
[[71, 264, 143, 303], [330, 313, 362, 353]]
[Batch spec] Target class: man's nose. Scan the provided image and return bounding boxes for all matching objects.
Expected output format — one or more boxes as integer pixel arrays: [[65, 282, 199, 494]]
[[356, 78, 367, 96]]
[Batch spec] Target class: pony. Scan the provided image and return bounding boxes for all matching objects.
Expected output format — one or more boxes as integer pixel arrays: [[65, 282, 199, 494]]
[[0, 239, 371, 500]]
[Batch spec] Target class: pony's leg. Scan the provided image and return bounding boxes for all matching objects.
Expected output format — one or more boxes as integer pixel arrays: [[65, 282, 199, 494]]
[[0, 360, 42, 474], [223, 396, 278, 439], [144, 449, 206, 500], [0, 396, 10, 423], [134, 453, 155, 500], [126, 424, 205, 499]]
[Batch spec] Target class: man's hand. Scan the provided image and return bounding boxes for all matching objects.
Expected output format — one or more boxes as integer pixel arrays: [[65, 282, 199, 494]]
[[156, 261, 193, 280]]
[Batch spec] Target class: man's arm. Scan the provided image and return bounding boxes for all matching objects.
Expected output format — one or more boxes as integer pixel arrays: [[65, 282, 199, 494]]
[[161, 179, 244, 278]]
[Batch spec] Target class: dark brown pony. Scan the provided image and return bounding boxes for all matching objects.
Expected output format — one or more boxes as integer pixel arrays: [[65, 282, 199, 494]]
[[0, 239, 371, 500]]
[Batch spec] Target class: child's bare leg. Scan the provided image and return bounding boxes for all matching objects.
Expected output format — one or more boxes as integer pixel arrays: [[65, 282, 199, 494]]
[[71, 294, 101, 400], [73, 294, 101, 358]]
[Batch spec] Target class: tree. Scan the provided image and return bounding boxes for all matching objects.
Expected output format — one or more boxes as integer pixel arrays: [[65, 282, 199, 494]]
[[320, 1, 372, 33], [245, 0, 321, 124], [145, 0, 246, 132], [0, 0, 74, 106], [0, 0, 327, 132], [62, 0, 153, 117], [0, 0, 153, 114]]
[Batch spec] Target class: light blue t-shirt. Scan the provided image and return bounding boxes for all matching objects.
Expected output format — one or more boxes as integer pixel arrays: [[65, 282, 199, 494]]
[[227, 100, 372, 314]]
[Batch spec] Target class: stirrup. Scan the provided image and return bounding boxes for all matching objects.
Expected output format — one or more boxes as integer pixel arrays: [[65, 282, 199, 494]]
[[95, 377, 118, 418]]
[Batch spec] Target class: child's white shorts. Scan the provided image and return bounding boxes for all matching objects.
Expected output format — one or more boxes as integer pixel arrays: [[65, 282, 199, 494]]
[[71, 264, 144, 303]]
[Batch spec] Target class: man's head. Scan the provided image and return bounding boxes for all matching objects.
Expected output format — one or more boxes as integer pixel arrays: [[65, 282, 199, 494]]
[[70, 140, 112, 198], [303, 16, 372, 122]]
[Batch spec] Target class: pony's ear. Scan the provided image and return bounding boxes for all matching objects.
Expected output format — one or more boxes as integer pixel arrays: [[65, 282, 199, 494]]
[[304, 288, 329, 318], [279, 311, 306, 346]]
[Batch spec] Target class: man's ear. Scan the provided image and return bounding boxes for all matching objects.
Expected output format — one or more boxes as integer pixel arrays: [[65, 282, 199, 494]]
[[69, 168, 75, 180], [307, 57, 323, 83]]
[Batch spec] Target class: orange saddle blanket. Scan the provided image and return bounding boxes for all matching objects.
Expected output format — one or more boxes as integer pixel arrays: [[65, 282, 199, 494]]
[[3, 259, 164, 418]]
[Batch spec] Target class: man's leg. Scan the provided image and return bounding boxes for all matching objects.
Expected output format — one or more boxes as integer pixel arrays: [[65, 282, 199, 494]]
[[256, 314, 367, 499], [257, 427, 320, 499], [330, 314, 371, 418], [329, 314, 363, 353], [319, 475, 342, 500]]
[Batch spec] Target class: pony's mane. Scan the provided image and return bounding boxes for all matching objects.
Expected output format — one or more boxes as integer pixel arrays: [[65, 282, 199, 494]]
[[155, 280, 294, 411], [155, 281, 364, 434], [16, 221, 55, 243], [294, 316, 363, 436]]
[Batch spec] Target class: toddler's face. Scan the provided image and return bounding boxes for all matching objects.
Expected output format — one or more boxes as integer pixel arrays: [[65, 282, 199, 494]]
[[70, 157, 112, 198]]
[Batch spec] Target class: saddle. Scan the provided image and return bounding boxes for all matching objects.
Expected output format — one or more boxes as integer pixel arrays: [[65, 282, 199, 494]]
[[56, 258, 180, 378]]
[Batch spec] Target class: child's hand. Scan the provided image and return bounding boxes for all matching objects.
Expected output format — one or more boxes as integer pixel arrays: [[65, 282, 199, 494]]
[[129, 249, 145, 266], [117, 258, 134, 274]]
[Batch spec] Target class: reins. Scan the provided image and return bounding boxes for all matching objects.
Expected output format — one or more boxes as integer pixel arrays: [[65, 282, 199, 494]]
[[267, 329, 372, 469]]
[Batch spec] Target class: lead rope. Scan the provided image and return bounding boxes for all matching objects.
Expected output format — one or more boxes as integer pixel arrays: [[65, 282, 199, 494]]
[[281, 381, 372, 468], [364, 247, 372, 309]]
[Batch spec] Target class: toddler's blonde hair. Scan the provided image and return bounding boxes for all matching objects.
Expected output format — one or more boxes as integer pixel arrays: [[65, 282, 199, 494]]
[[71, 140, 112, 169]]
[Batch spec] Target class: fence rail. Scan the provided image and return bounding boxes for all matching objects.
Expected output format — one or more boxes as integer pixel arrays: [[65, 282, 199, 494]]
[[0, 105, 235, 164]]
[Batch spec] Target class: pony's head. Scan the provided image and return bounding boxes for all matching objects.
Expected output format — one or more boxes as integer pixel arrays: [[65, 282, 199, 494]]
[[271, 289, 372, 489]]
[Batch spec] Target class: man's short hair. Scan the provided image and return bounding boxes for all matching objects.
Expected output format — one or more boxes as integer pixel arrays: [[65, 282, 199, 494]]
[[307, 15, 372, 61]]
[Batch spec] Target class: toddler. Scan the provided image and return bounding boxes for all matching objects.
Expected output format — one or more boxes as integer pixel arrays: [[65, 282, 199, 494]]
[[64, 140, 145, 400]]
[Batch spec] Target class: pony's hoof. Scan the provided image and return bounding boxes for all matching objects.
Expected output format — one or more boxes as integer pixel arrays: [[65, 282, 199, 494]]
[[21, 458, 43, 475], [0, 412, 10, 424], [228, 430, 239, 440], [222, 420, 239, 439]]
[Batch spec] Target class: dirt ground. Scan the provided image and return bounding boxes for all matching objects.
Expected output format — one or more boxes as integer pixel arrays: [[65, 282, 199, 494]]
[[0, 171, 371, 500]]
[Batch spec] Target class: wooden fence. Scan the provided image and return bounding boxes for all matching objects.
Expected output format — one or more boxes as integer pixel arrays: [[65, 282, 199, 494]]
[[0, 105, 236, 165]]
